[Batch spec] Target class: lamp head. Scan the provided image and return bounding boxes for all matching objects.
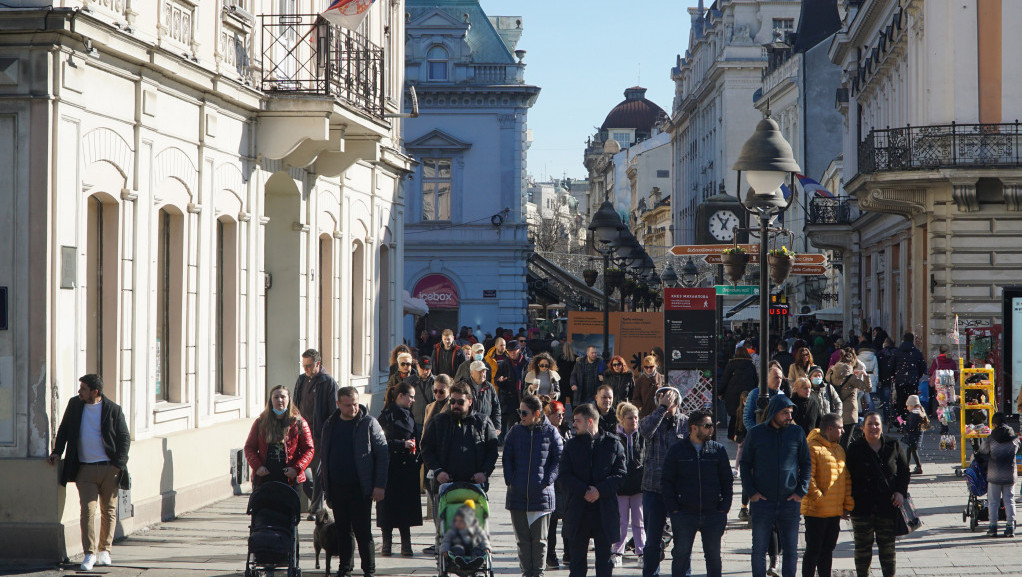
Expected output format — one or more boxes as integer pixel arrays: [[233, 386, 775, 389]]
[[588, 201, 624, 245], [733, 117, 800, 208], [660, 263, 679, 288], [681, 257, 699, 287]]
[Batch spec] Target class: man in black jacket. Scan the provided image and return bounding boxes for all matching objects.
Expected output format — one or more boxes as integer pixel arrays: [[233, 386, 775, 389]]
[[891, 333, 927, 420], [662, 410, 733, 577], [293, 348, 339, 518], [432, 329, 463, 378], [420, 382, 499, 487], [47, 374, 130, 571], [559, 403, 626, 577]]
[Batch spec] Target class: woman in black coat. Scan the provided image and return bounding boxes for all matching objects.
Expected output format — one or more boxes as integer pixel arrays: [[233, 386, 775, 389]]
[[376, 382, 423, 557], [720, 348, 758, 439], [602, 355, 635, 405]]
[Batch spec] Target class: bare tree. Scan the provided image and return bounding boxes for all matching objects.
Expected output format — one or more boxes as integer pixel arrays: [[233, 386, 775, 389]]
[[530, 216, 572, 253]]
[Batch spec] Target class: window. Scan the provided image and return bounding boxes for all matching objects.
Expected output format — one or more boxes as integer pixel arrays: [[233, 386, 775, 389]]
[[85, 196, 120, 401], [161, 0, 195, 48], [421, 159, 452, 221], [215, 218, 239, 396], [351, 240, 365, 375], [773, 18, 794, 37], [427, 46, 449, 81], [155, 208, 184, 403], [612, 132, 632, 148]]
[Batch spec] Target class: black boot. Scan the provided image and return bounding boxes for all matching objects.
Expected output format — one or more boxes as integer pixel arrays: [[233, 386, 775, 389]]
[[400, 531, 413, 557], [381, 531, 393, 556]]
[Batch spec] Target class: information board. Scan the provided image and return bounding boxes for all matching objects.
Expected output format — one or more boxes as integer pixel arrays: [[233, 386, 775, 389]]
[[664, 288, 716, 369]]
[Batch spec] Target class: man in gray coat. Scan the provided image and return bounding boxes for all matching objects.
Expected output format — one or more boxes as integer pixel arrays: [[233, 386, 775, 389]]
[[320, 386, 388, 577]]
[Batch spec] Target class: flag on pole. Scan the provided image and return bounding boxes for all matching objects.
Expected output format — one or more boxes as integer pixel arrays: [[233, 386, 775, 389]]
[[952, 314, 960, 345], [322, 0, 377, 29], [779, 183, 792, 200], [796, 174, 836, 198]]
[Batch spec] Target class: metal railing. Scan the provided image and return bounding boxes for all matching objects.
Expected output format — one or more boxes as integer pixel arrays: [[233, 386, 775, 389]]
[[859, 122, 1022, 174], [806, 196, 859, 225], [260, 14, 385, 119]]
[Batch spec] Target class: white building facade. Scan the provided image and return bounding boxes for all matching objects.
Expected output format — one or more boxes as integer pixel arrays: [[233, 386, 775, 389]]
[[0, 0, 411, 560]]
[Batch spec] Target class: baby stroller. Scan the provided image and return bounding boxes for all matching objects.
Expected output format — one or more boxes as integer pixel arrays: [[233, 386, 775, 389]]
[[245, 481, 302, 577], [963, 448, 1005, 531], [435, 482, 494, 577]]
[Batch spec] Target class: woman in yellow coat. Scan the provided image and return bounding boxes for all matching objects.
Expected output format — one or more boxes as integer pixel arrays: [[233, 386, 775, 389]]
[[801, 413, 855, 577]]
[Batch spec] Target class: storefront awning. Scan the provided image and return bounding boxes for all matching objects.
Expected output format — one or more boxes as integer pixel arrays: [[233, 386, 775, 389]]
[[403, 290, 429, 316]]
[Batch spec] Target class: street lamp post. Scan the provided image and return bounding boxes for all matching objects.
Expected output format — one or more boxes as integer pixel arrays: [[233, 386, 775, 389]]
[[588, 200, 625, 362], [732, 116, 800, 411]]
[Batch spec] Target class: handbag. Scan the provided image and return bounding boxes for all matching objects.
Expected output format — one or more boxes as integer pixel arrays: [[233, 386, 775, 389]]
[[869, 445, 920, 536]]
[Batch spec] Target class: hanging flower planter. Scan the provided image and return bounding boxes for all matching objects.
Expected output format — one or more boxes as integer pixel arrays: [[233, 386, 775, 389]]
[[604, 268, 625, 289], [582, 268, 599, 287], [721, 247, 749, 285], [768, 246, 796, 285], [620, 277, 636, 299]]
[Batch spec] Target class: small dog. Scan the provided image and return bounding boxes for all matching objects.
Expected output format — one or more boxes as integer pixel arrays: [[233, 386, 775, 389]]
[[313, 509, 339, 576]]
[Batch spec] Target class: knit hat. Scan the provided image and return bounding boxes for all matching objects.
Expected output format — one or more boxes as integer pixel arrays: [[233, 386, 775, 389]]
[[906, 394, 921, 409], [808, 365, 824, 377]]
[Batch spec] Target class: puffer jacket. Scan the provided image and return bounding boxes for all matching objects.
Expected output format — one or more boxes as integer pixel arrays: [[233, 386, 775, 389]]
[[980, 424, 1020, 486], [502, 419, 564, 511], [826, 362, 870, 424], [319, 406, 389, 500], [661, 438, 733, 515], [244, 415, 316, 485], [801, 429, 854, 518]]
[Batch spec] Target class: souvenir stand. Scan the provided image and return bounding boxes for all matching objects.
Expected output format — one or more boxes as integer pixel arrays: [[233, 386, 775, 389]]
[[935, 368, 957, 452], [958, 358, 995, 472]]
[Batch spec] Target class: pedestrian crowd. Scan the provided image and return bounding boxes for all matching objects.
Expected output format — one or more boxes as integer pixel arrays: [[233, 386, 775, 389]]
[[43, 321, 1019, 577]]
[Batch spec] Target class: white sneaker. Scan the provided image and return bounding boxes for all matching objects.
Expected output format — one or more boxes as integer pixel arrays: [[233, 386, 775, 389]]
[[612, 554, 622, 567], [96, 551, 112, 566], [81, 553, 96, 571]]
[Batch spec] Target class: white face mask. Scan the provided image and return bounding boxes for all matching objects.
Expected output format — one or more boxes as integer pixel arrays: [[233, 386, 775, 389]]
[[474, 353, 484, 361], [811, 376, 823, 386]]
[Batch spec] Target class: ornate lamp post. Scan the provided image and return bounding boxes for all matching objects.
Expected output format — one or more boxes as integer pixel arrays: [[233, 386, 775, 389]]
[[588, 200, 625, 362], [680, 257, 700, 288], [660, 262, 679, 289], [732, 116, 800, 406]]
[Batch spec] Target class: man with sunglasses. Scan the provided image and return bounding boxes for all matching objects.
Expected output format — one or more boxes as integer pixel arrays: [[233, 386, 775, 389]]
[[420, 382, 499, 491], [662, 410, 733, 577], [503, 394, 564, 577]]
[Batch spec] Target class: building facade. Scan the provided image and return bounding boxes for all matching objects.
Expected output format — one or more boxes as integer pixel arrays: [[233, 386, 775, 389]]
[[818, 0, 1022, 367], [0, 0, 411, 560], [403, 0, 539, 338], [526, 178, 586, 254]]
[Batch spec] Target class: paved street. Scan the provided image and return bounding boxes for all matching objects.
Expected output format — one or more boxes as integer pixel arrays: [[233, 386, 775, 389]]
[[8, 431, 1020, 577]]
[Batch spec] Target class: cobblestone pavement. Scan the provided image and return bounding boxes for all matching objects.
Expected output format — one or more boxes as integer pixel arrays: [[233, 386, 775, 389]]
[[6, 428, 1020, 577]]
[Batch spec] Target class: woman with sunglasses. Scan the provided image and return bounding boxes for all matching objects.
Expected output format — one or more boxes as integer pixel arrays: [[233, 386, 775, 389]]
[[524, 352, 561, 400], [387, 352, 415, 391], [543, 401, 571, 570], [603, 355, 634, 407], [633, 355, 665, 418]]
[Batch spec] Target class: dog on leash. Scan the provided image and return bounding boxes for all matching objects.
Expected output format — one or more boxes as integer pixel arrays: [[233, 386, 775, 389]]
[[313, 509, 339, 576]]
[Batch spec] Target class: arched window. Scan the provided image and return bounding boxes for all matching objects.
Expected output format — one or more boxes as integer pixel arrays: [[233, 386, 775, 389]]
[[427, 46, 449, 81]]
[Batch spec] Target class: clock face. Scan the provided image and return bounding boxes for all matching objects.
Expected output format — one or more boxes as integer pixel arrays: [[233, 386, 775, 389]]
[[709, 210, 740, 241]]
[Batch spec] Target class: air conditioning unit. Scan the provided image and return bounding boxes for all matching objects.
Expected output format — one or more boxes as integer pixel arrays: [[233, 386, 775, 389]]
[[225, 4, 255, 25]]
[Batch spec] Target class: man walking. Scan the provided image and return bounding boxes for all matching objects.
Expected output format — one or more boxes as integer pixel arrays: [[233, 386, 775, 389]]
[[293, 348, 340, 518], [404, 355, 436, 428], [594, 385, 617, 434], [560, 403, 626, 577], [570, 346, 604, 405], [421, 382, 499, 487], [891, 333, 926, 420], [48, 374, 130, 571], [639, 387, 688, 577], [662, 410, 733, 577], [741, 394, 812, 577], [461, 361, 501, 432], [503, 394, 564, 577], [496, 340, 529, 440], [432, 328, 464, 378], [801, 413, 854, 577], [320, 387, 388, 577]]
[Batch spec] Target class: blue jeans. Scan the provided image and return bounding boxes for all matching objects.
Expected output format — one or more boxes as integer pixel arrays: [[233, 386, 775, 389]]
[[641, 491, 667, 577], [670, 511, 726, 577], [750, 499, 800, 577]]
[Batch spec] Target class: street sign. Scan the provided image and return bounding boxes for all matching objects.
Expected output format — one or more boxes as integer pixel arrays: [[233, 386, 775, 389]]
[[704, 253, 760, 265], [670, 244, 758, 256], [791, 263, 827, 275], [715, 285, 759, 296], [795, 254, 828, 265]]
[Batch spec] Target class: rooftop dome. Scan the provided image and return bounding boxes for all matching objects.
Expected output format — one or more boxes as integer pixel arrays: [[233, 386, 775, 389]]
[[600, 87, 668, 133]]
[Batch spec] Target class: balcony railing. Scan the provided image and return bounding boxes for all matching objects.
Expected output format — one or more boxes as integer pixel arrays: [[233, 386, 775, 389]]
[[807, 196, 859, 225], [260, 14, 384, 119], [859, 122, 1022, 174]]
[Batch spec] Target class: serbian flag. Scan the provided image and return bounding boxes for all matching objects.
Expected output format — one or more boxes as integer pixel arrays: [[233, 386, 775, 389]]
[[796, 174, 836, 198], [322, 0, 376, 29]]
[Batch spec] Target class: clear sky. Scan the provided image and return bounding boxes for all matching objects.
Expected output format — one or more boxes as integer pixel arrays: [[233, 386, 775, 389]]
[[480, 0, 702, 181]]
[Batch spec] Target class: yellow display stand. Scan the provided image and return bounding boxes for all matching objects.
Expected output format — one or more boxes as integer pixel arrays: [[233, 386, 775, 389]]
[[959, 358, 995, 469]]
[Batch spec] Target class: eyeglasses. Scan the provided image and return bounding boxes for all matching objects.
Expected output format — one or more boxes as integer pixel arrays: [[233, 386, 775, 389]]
[[450, 399, 467, 406], [301, 363, 316, 369], [554, 412, 565, 417], [644, 366, 656, 370], [433, 388, 446, 394], [538, 364, 549, 369], [611, 362, 623, 367], [518, 409, 534, 417], [399, 362, 411, 367], [518, 339, 526, 343]]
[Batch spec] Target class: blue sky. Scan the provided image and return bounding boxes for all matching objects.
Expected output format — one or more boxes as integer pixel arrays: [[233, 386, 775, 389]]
[[481, 0, 702, 181]]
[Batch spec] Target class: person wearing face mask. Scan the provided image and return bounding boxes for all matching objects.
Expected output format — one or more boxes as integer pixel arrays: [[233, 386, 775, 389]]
[[633, 355, 665, 418], [807, 365, 842, 417], [244, 385, 315, 489], [455, 343, 490, 383]]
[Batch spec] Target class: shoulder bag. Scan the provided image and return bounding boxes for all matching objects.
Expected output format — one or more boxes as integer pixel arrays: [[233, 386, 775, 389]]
[[869, 445, 920, 536]]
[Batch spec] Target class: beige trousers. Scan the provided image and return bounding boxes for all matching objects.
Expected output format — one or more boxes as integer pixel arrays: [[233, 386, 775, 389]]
[[76, 463, 120, 554]]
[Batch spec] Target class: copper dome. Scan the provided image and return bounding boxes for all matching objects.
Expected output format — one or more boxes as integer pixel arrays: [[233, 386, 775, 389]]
[[600, 87, 667, 133]]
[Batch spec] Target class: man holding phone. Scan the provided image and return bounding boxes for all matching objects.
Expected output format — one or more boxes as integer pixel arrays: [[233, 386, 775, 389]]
[[638, 387, 688, 577]]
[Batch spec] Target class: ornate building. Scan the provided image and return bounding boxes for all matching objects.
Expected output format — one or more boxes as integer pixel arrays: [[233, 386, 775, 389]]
[[403, 0, 539, 336], [0, 0, 412, 560]]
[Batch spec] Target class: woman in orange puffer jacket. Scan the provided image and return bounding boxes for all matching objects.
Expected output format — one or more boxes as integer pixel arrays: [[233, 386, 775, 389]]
[[801, 414, 855, 577]]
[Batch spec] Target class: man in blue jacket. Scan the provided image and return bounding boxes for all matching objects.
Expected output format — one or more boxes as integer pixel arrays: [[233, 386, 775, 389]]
[[740, 394, 811, 577], [503, 394, 564, 577], [662, 409, 733, 577]]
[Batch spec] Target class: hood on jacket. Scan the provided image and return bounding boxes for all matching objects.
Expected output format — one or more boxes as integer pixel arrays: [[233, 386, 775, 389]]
[[991, 424, 1019, 443], [762, 392, 795, 425]]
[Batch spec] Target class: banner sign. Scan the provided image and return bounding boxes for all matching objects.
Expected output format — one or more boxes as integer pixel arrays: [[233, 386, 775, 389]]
[[664, 288, 716, 369], [413, 274, 459, 309], [566, 311, 664, 373]]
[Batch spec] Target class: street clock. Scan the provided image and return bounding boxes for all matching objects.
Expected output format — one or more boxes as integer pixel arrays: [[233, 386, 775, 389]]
[[695, 192, 749, 245]]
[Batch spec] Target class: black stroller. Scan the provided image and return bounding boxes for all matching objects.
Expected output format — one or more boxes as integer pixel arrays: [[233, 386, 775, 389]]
[[245, 481, 302, 577]]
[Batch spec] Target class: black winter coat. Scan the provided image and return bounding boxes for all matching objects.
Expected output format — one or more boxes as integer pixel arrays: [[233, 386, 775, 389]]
[[559, 432, 626, 545], [662, 439, 733, 515], [293, 370, 340, 441], [616, 428, 645, 496], [720, 358, 758, 417], [420, 411, 499, 482], [460, 378, 501, 431], [53, 396, 131, 487], [892, 341, 927, 388], [603, 372, 635, 404], [790, 393, 822, 437], [403, 373, 435, 428], [432, 343, 464, 378], [846, 435, 910, 517], [376, 404, 423, 529], [319, 406, 389, 500]]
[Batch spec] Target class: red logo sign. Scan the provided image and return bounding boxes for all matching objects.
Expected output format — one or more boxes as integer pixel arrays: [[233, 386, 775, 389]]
[[413, 274, 460, 309], [664, 288, 716, 311]]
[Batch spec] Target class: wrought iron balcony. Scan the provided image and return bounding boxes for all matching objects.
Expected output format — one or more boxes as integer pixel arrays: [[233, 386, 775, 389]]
[[807, 196, 858, 225], [260, 14, 384, 119], [859, 122, 1022, 174]]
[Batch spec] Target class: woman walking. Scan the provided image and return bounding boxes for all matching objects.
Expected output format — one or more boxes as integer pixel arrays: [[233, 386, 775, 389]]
[[244, 385, 315, 488], [611, 402, 645, 567], [602, 355, 635, 406], [902, 395, 929, 475], [524, 352, 562, 400], [632, 355, 665, 418], [846, 413, 910, 577], [827, 348, 871, 447], [788, 347, 814, 383], [376, 382, 423, 556], [544, 401, 571, 570], [720, 348, 757, 440]]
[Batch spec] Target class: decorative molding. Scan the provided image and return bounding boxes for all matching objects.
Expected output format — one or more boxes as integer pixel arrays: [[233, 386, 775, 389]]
[[187, 202, 202, 214], [292, 221, 310, 232], [154, 146, 199, 194], [120, 188, 138, 201], [82, 127, 134, 181], [950, 178, 979, 213], [858, 187, 925, 218], [237, 211, 251, 222], [1003, 180, 1022, 212]]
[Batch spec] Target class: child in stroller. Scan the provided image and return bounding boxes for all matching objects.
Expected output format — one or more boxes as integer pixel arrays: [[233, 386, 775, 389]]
[[245, 481, 302, 577], [435, 482, 493, 577], [440, 503, 490, 558]]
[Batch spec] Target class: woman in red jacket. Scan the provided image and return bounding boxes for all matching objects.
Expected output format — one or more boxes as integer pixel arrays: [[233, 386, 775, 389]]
[[244, 385, 315, 487]]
